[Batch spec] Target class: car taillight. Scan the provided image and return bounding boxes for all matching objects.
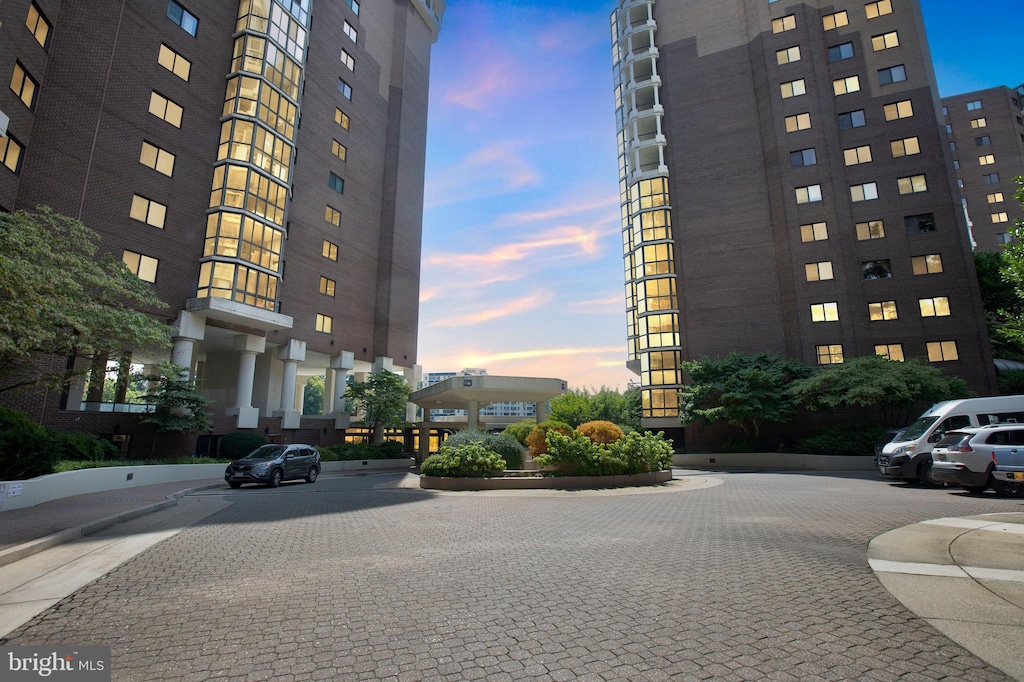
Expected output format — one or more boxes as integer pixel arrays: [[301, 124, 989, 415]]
[[950, 443, 972, 452], [993, 451, 999, 465]]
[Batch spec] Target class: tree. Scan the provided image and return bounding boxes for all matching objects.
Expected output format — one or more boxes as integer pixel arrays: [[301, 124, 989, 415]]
[[548, 389, 595, 428], [303, 375, 325, 415], [678, 352, 814, 441], [0, 207, 171, 393], [138, 361, 212, 455], [621, 387, 642, 432], [998, 177, 1024, 351], [345, 370, 411, 444], [790, 355, 970, 427], [974, 250, 1024, 361], [590, 387, 626, 424]]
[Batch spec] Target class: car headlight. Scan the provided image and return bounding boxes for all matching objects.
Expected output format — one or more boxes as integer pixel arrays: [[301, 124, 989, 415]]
[[251, 462, 272, 471], [894, 445, 915, 456]]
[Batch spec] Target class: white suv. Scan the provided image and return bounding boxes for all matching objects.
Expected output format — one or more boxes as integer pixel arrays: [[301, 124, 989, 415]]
[[931, 424, 1024, 495]]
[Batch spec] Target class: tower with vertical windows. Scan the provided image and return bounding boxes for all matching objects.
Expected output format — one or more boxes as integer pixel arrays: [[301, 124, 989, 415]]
[[610, 0, 995, 449]]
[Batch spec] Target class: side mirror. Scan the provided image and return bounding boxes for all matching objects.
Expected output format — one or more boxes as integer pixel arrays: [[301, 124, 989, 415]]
[[928, 433, 942, 443]]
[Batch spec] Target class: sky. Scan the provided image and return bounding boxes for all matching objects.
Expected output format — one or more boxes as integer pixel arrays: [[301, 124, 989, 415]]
[[416, 0, 1021, 391]]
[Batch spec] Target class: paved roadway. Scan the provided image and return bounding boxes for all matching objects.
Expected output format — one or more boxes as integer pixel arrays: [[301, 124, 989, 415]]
[[2, 470, 1022, 681]]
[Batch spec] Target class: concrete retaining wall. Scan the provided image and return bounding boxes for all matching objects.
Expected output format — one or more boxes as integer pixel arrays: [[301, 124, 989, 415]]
[[672, 453, 874, 470]]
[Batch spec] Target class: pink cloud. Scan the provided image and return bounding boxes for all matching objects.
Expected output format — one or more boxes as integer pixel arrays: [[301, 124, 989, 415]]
[[431, 294, 546, 328], [424, 141, 542, 210]]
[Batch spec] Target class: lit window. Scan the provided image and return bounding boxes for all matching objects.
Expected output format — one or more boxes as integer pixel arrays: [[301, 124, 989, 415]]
[[822, 11, 848, 30], [875, 344, 904, 361], [139, 141, 175, 176], [897, 175, 928, 194], [25, 3, 51, 50], [122, 250, 159, 283], [833, 75, 861, 96], [905, 213, 936, 234], [879, 65, 907, 86], [325, 205, 341, 226], [796, 184, 822, 204], [800, 222, 828, 242], [868, 301, 898, 321], [322, 240, 338, 260], [785, 113, 812, 132], [338, 79, 352, 100], [817, 345, 844, 365], [776, 46, 801, 65], [890, 137, 920, 157], [992, 212, 1009, 224], [976, 135, 991, 146], [983, 173, 1000, 184], [838, 110, 866, 129], [828, 42, 855, 62], [850, 182, 878, 202], [966, 99, 983, 111], [871, 31, 899, 50], [332, 140, 347, 161], [970, 117, 987, 129], [167, 0, 198, 36], [856, 220, 885, 240], [329, 172, 344, 193], [912, 254, 943, 275], [780, 79, 806, 99], [805, 261, 834, 282], [315, 313, 333, 334], [157, 44, 191, 81], [772, 15, 796, 33], [340, 49, 354, 71], [927, 341, 958, 362], [129, 195, 167, 228], [865, 0, 893, 19], [319, 277, 336, 297], [343, 20, 358, 43], [863, 260, 892, 280], [979, 154, 995, 166], [919, 297, 951, 317], [10, 63, 38, 110], [149, 91, 183, 127], [811, 302, 839, 322], [1, 134, 24, 174], [844, 145, 872, 166], [790, 148, 816, 168], [987, 192, 1004, 204], [884, 100, 914, 121], [335, 108, 350, 130]]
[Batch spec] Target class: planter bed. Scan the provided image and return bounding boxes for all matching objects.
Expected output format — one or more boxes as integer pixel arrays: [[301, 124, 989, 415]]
[[420, 470, 672, 491]]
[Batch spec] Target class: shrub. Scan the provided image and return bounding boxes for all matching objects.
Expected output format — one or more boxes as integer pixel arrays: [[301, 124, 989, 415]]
[[610, 431, 674, 473], [796, 423, 888, 456], [0, 428, 57, 480], [218, 431, 269, 460], [51, 431, 119, 461], [319, 440, 407, 461], [502, 419, 536, 447], [576, 420, 625, 445], [421, 442, 506, 478], [440, 431, 526, 469], [536, 430, 673, 477], [0, 406, 44, 434], [998, 370, 1024, 395], [526, 420, 572, 456]]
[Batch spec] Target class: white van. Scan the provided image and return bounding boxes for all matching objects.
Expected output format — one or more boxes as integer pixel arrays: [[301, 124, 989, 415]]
[[878, 396, 1024, 484]]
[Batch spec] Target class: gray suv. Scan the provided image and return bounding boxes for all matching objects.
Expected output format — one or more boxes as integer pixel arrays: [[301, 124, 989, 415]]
[[224, 444, 320, 488]]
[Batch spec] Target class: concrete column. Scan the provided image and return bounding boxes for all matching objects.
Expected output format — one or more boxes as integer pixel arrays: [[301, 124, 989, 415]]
[[171, 310, 206, 379], [62, 356, 92, 412], [468, 400, 479, 431], [226, 334, 265, 428], [536, 401, 547, 423], [418, 410, 431, 464], [271, 339, 305, 429], [331, 351, 355, 429]]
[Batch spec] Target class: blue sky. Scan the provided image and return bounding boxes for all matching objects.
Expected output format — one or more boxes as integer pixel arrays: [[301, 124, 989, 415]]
[[417, 0, 1021, 390]]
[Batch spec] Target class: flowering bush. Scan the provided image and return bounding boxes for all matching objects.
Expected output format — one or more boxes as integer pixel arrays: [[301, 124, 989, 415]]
[[441, 430, 526, 469], [526, 420, 573, 456], [576, 420, 625, 445], [420, 442, 507, 478], [535, 430, 673, 477]]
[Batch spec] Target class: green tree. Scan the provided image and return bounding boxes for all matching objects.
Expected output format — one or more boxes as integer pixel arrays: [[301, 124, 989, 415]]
[[138, 361, 212, 455], [790, 355, 970, 427], [345, 370, 411, 444], [974, 250, 1024, 361], [303, 375, 325, 415], [678, 352, 814, 442], [998, 177, 1024, 351], [0, 207, 171, 393], [621, 387, 642, 432], [548, 389, 595, 428], [590, 386, 626, 424]]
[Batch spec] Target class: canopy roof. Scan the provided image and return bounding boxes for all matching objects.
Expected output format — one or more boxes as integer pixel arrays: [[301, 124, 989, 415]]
[[409, 375, 567, 411]]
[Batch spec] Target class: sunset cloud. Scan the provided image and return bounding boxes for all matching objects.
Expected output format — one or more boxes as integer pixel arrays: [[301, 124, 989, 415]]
[[463, 345, 623, 366], [431, 294, 545, 328], [424, 141, 542, 210]]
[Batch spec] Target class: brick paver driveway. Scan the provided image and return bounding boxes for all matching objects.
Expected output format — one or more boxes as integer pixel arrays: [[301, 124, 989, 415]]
[[3, 470, 1021, 680]]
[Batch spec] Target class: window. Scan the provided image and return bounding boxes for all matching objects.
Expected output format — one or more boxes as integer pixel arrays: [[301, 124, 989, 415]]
[[828, 42, 855, 62], [776, 46, 801, 65], [158, 44, 191, 81], [780, 79, 806, 99], [167, 1, 198, 36], [979, 154, 995, 166], [905, 213, 936, 234], [850, 182, 878, 202], [976, 135, 991, 146], [844, 145, 872, 165], [987, 192, 1004, 204], [833, 75, 861, 96], [338, 79, 352, 100], [322, 240, 338, 260], [945, 123, 952, 134], [912, 254, 943, 275], [868, 301, 898, 320], [325, 205, 341, 226], [811, 302, 839, 322], [957, 178, 964, 189], [863, 260, 892, 280], [966, 99, 983, 111], [942, 106, 949, 116], [149, 91, 183, 127], [865, 0, 893, 19], [10, 62, 38, 110], [822, 11, 848, 30], [817, 345, 844, 365], [129, 195, 167, 228], [897, 174, 927, 194], [315, 313, 333, 334], [785, 113, 812, 132], [1, 134, 24, 174], [335, 108, 350, 130], [856, 220, 885, 240], [319, 277, 336, 297], [983, 173, 1000, 184], [875, 344, 904, 361], [890, 136, 920, 157], [340, 49, 354, 71], [800, 222, 828, 242], [332, 140, 347, 161], [772, 15, 796, 33], [997, 233, 1013, 245], [790, 148, 816, 167], [953, 160, 960, 170], [838, 110, 866, 129], [920, 297, 951, 317], [878, 65, 907, 86], [329, 172, 344, 193], [805, 261, 834, 282], [139, 141, 175, 176], [346, 0, 361, 15], [970, 117, 987, 128], [343, 20, 358, 43], [122, 250, 158, 283], [871, 31, 899, 50], [25, 3, 51, 50], [927, 341, 958, 362], [992, 212, 1009, 224], [796, 184, 822, 204], [950, 142, 956, 151]]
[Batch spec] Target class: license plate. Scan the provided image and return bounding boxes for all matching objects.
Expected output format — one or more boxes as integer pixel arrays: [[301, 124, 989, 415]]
[[1009, 472, 1023, 481]]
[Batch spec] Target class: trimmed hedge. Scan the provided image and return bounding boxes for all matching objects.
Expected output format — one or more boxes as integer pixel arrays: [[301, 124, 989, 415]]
[[440, 431, 526, 469], [421, 442, 506, 478], [319, 440, 407, 461], [576, 420, 625, 445]]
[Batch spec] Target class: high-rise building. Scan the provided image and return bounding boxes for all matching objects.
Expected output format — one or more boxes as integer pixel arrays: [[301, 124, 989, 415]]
[[610, 0, 996, 449], [941, 85, 1024, 251], [0, 0, 443, 453]]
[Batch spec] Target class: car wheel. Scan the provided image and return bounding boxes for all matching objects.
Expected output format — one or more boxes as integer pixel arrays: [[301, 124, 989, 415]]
[[917, 460, 939, 487], [268, 468, 283, 488], [305, 467, 318, 483], [228, 481, 242, 489], [991, 478, 1024, 498], [959, 484, 987, 494]]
